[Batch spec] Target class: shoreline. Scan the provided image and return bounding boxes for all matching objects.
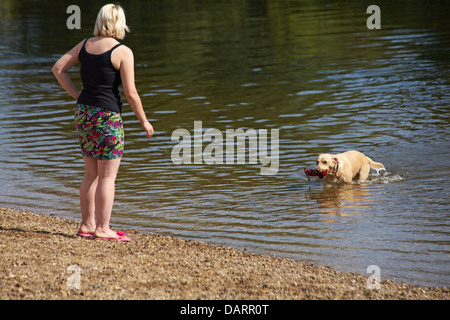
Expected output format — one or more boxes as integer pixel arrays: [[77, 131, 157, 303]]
[[0, 207, 448, 300]]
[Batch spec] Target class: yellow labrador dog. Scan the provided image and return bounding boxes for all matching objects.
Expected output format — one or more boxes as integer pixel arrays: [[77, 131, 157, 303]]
[[316, 150, 385, 183]]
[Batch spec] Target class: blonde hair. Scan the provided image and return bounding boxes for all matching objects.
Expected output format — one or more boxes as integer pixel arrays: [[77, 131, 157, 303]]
[[93, 4, 130, 40]]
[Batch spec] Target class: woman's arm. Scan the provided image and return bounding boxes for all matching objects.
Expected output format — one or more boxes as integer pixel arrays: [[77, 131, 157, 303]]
[[52, 41, 84, 100], [118, 46, 154, 139]]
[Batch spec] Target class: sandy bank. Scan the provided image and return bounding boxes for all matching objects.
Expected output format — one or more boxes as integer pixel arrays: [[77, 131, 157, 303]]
[[0, 207, 448, 300]]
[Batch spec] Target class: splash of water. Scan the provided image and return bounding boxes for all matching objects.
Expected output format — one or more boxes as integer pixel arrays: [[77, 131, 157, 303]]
[[368, 169, 406, 184]]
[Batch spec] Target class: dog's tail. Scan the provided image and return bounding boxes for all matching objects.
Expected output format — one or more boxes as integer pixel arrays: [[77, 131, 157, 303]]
[[366, 156, 385, 170]]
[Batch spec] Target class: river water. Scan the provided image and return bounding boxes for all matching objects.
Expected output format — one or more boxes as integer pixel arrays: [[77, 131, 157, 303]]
[[1, 0, 449, 287]]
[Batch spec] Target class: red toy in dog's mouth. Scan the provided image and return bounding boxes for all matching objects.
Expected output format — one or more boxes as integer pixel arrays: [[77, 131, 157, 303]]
[[304, 168, 327, 180]]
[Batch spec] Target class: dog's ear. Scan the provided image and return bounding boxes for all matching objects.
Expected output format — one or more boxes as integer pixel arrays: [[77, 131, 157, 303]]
[[332, 157, 339, 164]]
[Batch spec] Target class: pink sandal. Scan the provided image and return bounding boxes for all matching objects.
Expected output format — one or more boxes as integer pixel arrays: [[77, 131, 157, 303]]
[[76, 232, 94, 239], [94, 231, 130, 242]]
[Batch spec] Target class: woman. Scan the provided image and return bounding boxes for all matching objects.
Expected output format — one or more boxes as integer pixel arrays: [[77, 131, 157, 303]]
[[52, 4, 154, 241]]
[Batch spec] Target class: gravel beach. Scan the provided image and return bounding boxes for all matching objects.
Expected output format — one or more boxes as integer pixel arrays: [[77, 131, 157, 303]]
[[1, 207, 448, 300]]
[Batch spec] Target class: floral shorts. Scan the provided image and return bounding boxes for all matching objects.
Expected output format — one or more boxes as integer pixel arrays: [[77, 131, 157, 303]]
[[74, 104, 124, 160]]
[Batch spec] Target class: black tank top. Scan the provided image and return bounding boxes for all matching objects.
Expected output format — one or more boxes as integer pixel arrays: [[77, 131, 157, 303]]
[[77, 38, 123, 113]]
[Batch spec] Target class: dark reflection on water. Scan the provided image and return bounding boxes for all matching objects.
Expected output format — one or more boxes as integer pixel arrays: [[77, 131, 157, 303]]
[[1, 0, 449, 287]]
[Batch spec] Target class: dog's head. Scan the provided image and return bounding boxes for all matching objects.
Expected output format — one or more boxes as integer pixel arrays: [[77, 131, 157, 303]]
[[316, 154, 339, 175]]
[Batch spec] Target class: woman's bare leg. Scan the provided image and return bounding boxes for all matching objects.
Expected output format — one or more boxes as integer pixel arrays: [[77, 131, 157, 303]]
[[93, 158, 121, 238], [79, 157, 98, 234]]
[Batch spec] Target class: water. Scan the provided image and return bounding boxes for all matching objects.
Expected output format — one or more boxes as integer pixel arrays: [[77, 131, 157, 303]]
[[1, 0, 449, 287]]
